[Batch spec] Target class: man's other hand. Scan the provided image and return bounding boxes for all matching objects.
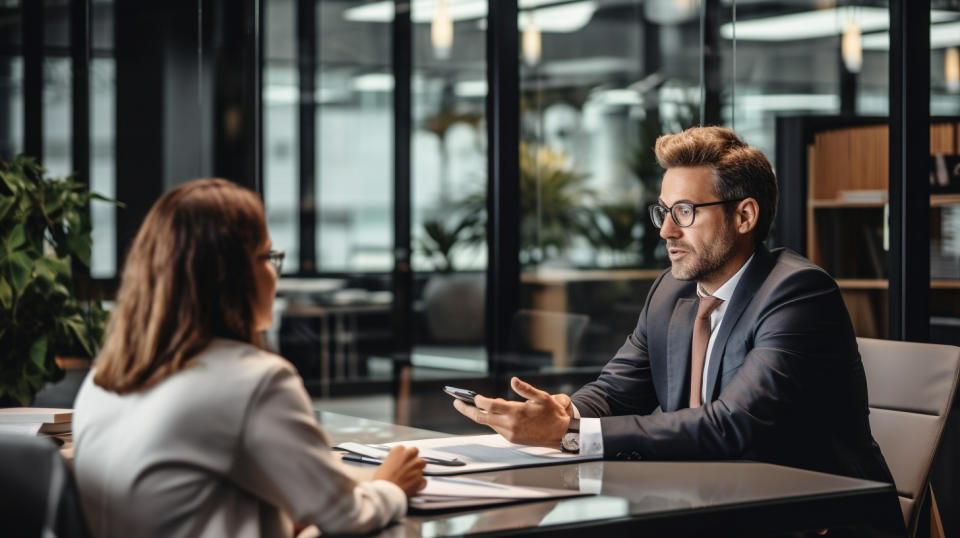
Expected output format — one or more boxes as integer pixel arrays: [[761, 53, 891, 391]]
[[452, 377, 572, 449]]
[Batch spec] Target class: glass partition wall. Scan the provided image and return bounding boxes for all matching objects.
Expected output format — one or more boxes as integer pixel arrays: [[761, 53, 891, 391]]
[[0, 0, 950, 426]]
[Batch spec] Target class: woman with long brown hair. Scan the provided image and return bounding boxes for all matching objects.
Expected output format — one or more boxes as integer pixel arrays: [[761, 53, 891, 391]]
[[73, 179, 425, 537]]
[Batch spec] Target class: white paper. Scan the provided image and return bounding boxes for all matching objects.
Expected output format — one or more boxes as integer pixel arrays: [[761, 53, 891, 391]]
[[383, 433, 600, 475], [417, 476, 550, 499]]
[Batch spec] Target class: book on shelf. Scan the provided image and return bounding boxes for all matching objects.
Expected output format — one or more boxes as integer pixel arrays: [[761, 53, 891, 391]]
[[838, 189, 888, 203]]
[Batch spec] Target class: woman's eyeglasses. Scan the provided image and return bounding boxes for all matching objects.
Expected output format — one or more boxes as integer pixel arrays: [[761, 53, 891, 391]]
[[259, 250, 285, 273]]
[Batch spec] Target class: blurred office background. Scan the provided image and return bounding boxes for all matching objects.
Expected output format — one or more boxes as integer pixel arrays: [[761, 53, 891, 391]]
[[2, 0, 960, 518]]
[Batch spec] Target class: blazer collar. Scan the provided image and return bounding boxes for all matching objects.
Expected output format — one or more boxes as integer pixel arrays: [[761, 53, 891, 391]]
[[703, 244, 776, 400], [666, 296, 697, 412]]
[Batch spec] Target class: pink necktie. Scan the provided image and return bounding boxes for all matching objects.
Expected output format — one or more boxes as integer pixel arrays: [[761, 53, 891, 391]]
[[689, 295, 724, 408]]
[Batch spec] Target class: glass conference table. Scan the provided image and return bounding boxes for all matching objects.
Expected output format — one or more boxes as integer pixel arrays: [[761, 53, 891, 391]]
[[316, 412, 905, 537]]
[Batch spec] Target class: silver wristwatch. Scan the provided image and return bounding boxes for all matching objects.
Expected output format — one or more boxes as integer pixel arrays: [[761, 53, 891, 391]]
[[561, 417, 580, 453]]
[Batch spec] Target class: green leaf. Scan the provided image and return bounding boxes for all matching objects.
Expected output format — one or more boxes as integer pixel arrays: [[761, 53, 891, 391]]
[[43, 189, 65, 215], [0, 195, 15, 221], [29, 335, 48, 369], [8, 251, 33, 290], [0, 277, 10, 309], [65, 209, 82, 233], [7, 223, 25, 249], [35, 255, 72, 282], [63, 315, 95, 358], [0, 170, 22, 195], [90, 192, 125, 208], [66, 234, 92, 267]]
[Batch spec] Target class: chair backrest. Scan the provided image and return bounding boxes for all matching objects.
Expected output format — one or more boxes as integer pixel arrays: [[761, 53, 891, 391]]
[[858, 337, 960, 536], [0, 434, 91, 538], [512, 309, 590, 369]]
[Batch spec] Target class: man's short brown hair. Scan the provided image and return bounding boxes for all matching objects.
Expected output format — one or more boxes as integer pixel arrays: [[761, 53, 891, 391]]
[[654, 126, 779, 245]]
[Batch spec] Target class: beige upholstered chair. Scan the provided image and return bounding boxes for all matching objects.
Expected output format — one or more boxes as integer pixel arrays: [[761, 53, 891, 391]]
[[859, 337, 960, 538]]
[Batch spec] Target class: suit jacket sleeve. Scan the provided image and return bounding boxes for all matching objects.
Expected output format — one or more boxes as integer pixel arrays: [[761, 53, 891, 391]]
[[583, 267, 856, 460], [571, 272, 664, 419], [231, 363, 406, 534]]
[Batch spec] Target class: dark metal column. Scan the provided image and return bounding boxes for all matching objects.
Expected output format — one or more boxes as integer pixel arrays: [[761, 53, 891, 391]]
[[71, 0, 90, 186], [888, 1, 930, 342], [296, 0, 317, 273], [114, 0, 165, 258], [23, 0, 43, 159], [699, 0, 722, 126], [486, 0, 520, 375], [211, 0, 261, 193], [391, 0, 413, 357]]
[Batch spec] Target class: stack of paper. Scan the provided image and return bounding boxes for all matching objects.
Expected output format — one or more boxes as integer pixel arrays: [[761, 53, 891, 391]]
[[410, 476, 585, 511], [0, 408, 73, 440]]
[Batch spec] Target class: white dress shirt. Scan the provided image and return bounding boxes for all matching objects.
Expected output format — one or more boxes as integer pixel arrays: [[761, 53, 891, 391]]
[[576, 255, 755, 457]]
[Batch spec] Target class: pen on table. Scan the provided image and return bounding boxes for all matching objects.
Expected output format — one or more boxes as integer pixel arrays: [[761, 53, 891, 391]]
[[339, 452, 382, 465], [337, 443, 466, 467]]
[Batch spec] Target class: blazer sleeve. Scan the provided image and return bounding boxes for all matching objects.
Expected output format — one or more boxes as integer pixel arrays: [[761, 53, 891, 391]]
[[571, 272, 664, 418], [595, 268, 854, 460], [231, 362, 406, 535]]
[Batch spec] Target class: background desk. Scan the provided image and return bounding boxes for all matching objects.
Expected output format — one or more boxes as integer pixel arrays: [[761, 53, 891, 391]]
[[316, 412, 905, 537]]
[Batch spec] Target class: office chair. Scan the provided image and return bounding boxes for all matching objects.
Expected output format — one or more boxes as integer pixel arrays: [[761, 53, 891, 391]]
[[859, 337, 960, 538], [511, 309, 590, 370], [0, 434, 91, 538]]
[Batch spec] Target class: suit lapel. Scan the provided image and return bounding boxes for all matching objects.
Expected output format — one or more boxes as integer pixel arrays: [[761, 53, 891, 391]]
[[666, 296, 697, 411], [703, 246, 775, 401]]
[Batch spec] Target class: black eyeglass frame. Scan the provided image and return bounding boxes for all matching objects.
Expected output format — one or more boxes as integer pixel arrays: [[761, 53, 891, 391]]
[[259, 249, 286, 273], [648, 198, 745, 229]]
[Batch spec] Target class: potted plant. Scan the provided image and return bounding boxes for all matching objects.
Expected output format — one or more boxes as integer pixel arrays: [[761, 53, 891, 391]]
[[0, 155, 118, 406]]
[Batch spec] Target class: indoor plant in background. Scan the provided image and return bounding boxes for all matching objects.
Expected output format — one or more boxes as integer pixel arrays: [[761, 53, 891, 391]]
[[0, 155, 117, 406]]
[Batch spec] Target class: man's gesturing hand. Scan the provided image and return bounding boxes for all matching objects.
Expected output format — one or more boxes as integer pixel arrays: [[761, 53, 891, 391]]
[[452, 377, 572, 448]]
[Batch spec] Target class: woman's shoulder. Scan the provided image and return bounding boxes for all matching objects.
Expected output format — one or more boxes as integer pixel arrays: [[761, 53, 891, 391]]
[[199, 338, 295, 375]]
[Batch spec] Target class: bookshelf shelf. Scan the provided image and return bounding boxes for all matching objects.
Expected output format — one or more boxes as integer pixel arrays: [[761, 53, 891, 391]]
[[810, 199, 886, 208], [836, 279, 887, 289], [836, 279, 960, 290], [931, 194, 960, 207], [810, 194, 960, 208]]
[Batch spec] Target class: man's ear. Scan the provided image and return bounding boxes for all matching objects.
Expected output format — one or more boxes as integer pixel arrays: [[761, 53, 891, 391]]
[[735, 198, 759, 235]]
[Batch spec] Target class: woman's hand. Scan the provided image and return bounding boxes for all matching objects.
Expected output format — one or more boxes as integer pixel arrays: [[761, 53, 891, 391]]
[[372, 446, 427, 497]]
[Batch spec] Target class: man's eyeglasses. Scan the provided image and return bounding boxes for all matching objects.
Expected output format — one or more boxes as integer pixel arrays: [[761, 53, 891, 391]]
[[648, 198, 745, 229], [259, 250, 285, 273]]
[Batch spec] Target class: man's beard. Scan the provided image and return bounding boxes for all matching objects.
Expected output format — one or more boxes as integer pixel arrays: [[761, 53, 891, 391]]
[[668, 227, 736, 282]]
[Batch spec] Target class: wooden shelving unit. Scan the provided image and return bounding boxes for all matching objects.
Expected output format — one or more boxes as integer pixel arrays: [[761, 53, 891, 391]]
[[782, 119, 960, 339]]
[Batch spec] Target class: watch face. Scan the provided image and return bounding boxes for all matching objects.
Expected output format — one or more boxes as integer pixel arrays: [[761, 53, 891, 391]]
[[561, 432, 579, 452]]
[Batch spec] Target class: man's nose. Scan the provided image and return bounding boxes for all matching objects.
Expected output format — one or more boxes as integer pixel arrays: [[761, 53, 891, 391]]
[[659, 215, 681, 240]]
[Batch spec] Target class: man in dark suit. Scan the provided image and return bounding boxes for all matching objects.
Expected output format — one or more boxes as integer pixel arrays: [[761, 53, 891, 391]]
[[454, 126, 892, 483]]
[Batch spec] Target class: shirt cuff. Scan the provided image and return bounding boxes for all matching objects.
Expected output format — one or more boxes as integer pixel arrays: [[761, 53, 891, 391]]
[[579, 417, 603, 457], [370, 479, 408, 519]]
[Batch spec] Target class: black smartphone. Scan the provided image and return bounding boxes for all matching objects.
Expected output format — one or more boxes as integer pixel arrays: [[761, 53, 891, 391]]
[[443, 385, 478, 406]]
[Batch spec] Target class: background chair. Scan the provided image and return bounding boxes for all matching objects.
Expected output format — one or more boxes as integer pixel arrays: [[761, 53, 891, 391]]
[[859, 337, 960, 538], [511, 309, 590, 370], [0, 434, 90, 537]]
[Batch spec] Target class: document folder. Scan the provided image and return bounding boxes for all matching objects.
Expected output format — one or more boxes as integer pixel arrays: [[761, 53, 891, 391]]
[[379, 433, 601, 475]]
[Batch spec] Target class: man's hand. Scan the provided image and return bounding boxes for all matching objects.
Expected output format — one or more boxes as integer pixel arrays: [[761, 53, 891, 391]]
[[452, 377, 572, 448]]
